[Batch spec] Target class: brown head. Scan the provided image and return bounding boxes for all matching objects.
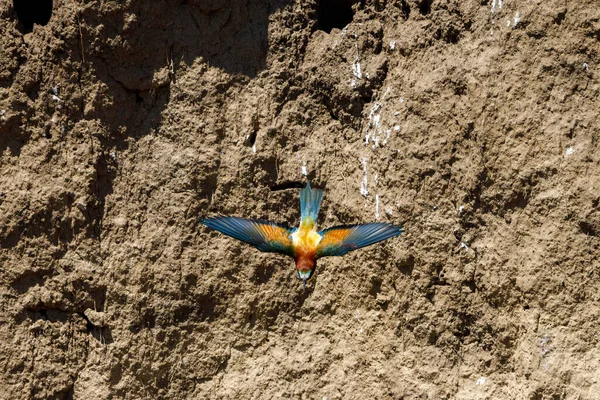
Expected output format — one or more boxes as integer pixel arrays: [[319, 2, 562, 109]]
[[295, 257, 316, 289]]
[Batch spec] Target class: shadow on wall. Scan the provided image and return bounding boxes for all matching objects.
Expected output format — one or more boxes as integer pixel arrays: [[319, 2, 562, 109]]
[[82, 0, 286, 86], [1, 0, 295, 209], [69, 0, 293, 145], [2, 0, 289, 155]]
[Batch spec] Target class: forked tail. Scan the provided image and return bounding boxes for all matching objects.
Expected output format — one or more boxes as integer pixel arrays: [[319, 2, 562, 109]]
[[300, 182, 323, 226]]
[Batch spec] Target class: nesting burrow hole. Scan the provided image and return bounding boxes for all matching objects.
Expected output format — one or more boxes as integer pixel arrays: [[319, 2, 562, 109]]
[[317, 0, 363, 33], [13, 0, 53, 33]]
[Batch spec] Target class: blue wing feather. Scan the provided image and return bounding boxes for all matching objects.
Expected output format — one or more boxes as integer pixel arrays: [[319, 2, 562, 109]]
[[316, 223, 403, 257], [201, 216, 295, 256]]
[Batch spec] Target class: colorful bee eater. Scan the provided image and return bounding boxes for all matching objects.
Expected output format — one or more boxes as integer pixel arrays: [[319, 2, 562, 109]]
[[201, 183, 403, 289]]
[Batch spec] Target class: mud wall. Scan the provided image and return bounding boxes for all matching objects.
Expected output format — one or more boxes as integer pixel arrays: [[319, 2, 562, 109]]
[[1, 0, 600, 398]]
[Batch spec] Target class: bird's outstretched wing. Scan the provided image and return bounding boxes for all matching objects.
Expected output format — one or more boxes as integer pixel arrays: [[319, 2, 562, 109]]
[[201, 216, 295, 257], [316, 223, 403, 257]]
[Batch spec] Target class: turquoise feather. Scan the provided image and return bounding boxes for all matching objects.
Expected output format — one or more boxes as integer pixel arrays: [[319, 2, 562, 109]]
[[299, 182, 323, 226]]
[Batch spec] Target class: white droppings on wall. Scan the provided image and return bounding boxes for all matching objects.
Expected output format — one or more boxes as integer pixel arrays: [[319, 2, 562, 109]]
[[352, 44, 362, 79], [540, 335, 551, 356], [383, 129, 391, 146], [360, 157, 368, 197], [373, 114, 381, 125], [513, 11, 520, 27], [365, 88, 392, 148], [491, 0, 502, 13], [352, 62, 362, 80], [366, 103, 382, 145], [252, 144, 257, 153], [475, 377, 486, 386], [389, 40, 396, 50], [565, 147, 574, 157], [371, 136, 379, 149], [375, 194, 380, 220], [382, 87, 390, 99], [51, 87, 61, 102], [334, 27, 347, 47], [301, 161, 307, 176], [372, 114, 381, 148]]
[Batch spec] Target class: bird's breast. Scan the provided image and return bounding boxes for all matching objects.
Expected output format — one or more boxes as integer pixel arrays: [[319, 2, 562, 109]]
[[291, 227, 322, 252]]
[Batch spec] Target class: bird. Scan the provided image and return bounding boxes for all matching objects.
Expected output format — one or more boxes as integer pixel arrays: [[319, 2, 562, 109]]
[[200, 182, 403, 289]]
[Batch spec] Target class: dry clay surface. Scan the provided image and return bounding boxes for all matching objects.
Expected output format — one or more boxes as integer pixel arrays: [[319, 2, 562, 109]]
[[1, 0, 600, 398]]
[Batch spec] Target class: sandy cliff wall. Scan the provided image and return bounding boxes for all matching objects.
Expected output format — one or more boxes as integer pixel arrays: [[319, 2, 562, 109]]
[[1, 0, 600, 398]]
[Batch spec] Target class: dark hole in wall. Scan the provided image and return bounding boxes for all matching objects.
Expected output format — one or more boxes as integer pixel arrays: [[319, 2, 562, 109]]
[[397, 0, 411, 19], [13, 0, 53, 33], [245, 129, 257, 148], [579, 221, 598, 237], [419, 0, 432, 16], [270, 181, 304, 191], [317, 0, 363, 33]]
